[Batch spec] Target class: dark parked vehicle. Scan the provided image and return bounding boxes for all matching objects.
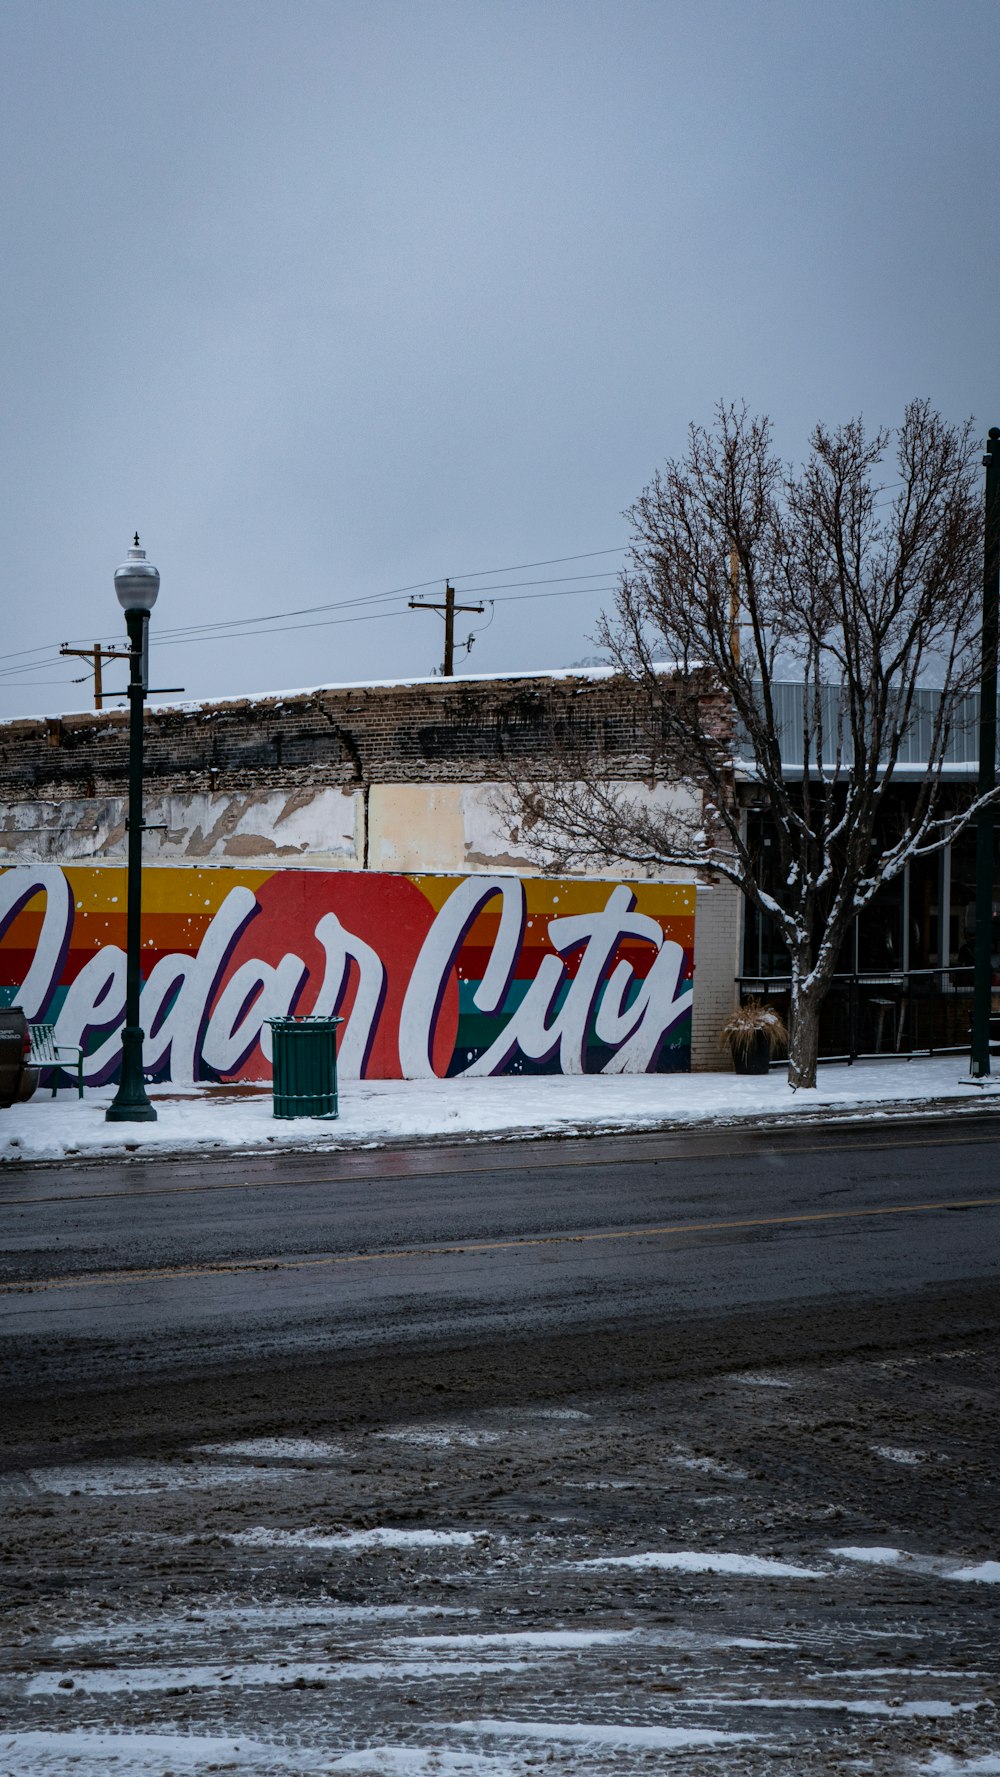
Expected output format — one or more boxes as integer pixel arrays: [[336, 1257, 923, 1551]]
[[0, 1007, 38, 1108]]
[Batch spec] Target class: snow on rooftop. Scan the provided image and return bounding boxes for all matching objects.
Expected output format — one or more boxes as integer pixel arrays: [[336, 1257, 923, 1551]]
[[0, 661, 689, 729], [0, 661, 667, 728]]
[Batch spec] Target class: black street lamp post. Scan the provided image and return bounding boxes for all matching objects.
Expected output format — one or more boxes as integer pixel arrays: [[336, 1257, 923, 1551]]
[[971, 431, 1000, 1078], [106, 536, 159, 1123]]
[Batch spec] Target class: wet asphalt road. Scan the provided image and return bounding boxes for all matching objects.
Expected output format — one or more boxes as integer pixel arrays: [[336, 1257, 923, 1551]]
[[2, 1116, 999, 1773], [1, 1112, 998, 1408]]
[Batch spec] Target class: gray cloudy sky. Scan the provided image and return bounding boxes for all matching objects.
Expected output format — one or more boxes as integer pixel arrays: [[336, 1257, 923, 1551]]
[[1, 0, 997, 718]]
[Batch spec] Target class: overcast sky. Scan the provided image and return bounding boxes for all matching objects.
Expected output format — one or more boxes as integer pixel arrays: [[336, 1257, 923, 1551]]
[[1, 0, 997, 719]]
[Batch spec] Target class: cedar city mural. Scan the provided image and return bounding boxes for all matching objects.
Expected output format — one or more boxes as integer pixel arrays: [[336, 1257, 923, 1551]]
[[0, 866, 695, 1082]]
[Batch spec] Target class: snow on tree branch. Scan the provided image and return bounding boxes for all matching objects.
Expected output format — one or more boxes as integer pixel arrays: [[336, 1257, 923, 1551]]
[[501, 400, 987, 1090]]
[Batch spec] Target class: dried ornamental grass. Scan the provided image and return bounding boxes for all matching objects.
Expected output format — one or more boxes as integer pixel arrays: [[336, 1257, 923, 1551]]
[[720, 999, 788, 1065]]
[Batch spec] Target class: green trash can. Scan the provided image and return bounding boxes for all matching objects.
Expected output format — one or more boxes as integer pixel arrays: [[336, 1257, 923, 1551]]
[[267, 1015, 343, 1119]]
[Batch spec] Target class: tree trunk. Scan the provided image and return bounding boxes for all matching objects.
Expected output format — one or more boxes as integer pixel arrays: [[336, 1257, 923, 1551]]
[[787, 961, 825, 1090], [787, 996, 820, 1089]]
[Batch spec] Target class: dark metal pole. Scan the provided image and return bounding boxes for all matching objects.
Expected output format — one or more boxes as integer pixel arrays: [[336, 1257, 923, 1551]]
[[971, 426, 1000, 1076], [106, 608, 156, 1121], [443, 581, 455, 677]]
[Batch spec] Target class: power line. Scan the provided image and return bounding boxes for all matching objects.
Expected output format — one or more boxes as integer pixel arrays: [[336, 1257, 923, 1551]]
[[0, 548, 626, 671], [151, 570, 619, 649], [148, 581, 618, 650], [0, 551, 626, 710], [0, 653, 73, 682], [144, 564, 625, 646], [0, 588, 611, 687], [444, 546, 624, 579], [0, 644, 71, 669], [0, 581, 620, 684], [490, 583, 618, 606]]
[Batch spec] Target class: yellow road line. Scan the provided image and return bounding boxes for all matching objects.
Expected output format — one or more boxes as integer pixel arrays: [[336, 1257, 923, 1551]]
[[2, 1195, 997, 1297], [3, 1128, 1000, 1208]]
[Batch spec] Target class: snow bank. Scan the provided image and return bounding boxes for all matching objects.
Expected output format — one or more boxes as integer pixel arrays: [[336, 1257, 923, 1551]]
[[830, 1546, 905, 1565], [831, 1547, 1000, 1582], [230, 1526, 487, 1553], [0, 1729, 315, 1773], [690, 1696, 976, 1718], [27, 1657, 530, 1697], [197, 1437, 346, 1461], [578, 1550, 824, 1579], [28, 1460, 298, 1497], [918, 1759, 1000, 1775], [3, 1056, 997, 1165], [54, 1603, 471, 1650], [445, 1720, 754, 1749], [946, 1561, 1000, 1583]]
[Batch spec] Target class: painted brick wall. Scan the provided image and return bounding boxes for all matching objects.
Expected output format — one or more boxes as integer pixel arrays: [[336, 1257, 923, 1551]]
[[1, 671, 742, 1066], [690, 876, 743, 1070]]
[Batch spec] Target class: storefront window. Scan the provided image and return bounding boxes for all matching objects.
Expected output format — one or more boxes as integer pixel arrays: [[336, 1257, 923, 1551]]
[[948, 825, 1000, 974], [907, 851, 942, 971], [738, 813, 980, 980], [739, 814, 999, 981], [741, 816, 789, 976], [950, 827, 977, 967], [856, 877, 904, 973]]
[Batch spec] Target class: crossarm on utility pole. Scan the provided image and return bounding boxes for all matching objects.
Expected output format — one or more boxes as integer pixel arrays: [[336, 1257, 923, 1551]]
[[409, 582, 485, 676], [59, 642, 132, 711]]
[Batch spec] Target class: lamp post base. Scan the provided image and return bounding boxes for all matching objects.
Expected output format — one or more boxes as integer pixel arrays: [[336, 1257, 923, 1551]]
[[105, 1026, 157, 1122]]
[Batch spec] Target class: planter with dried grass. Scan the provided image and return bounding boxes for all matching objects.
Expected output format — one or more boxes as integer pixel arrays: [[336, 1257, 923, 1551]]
[[720, 1000, 788, 1075]]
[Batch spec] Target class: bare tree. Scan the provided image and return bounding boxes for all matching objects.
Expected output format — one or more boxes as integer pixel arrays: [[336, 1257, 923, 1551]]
[[506, 401, 986, 1088]]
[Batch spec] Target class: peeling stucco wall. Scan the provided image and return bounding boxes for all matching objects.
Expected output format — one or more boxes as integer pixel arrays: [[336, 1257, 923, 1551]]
[[366, 781, 704, 881], [0, 788, 360, 868]]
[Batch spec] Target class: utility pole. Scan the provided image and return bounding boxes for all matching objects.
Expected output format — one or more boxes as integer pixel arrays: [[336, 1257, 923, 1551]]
[[59, 641, 132, 710], [971, 425, 1000, 1076], [409, 581, 485, 676]]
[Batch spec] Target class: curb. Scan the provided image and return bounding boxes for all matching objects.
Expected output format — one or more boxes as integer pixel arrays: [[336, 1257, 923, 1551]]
[[3, 1091, 1000, 1170]]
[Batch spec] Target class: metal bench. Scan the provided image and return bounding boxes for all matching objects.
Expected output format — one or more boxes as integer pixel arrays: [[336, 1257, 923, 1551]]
[[27, 1024, 85, 1098]]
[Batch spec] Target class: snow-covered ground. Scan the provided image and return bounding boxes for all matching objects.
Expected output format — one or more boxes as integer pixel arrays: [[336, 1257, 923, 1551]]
[[1, 1056, 997, 1164]]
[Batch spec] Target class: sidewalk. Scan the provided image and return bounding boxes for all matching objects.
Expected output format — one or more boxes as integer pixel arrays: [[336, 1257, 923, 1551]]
[[2, 1056, 999, 1164]]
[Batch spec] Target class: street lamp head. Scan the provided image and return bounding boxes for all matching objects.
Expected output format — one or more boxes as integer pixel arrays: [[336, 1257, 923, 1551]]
[[114, 533, 160, 614]]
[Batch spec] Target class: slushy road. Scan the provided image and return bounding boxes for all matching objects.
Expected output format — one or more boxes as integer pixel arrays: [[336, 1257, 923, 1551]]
[[1, 1112, 998, 1416], [4, 1114, 999, 1775]]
